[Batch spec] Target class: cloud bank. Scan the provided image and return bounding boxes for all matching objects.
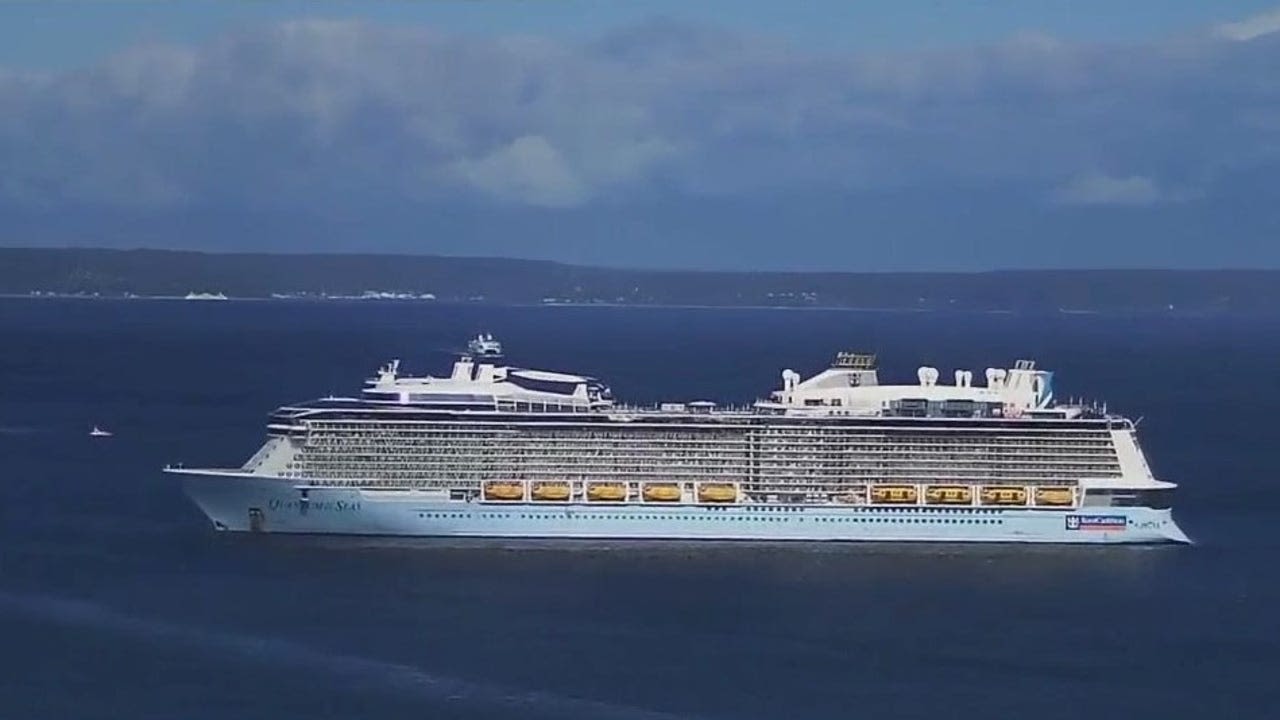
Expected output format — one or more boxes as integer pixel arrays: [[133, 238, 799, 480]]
[[1214, 8, 1280, 42], [1, 13, 1279, 267], [1052, 173, 1164, 206]]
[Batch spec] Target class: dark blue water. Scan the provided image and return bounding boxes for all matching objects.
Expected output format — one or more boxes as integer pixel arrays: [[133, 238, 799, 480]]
[[2, 300, 1278, 719]]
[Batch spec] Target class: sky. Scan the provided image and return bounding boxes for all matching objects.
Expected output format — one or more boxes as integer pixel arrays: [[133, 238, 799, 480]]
[[1, 1, 1279, 271]]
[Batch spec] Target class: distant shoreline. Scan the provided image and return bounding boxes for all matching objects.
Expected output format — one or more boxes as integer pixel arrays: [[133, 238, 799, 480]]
[[0, 247, 1275, 313], [2, 293, 1269, 318]]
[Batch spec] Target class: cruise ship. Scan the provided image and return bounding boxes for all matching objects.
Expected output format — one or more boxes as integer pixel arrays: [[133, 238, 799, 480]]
[[167, 338, 1190, 544]]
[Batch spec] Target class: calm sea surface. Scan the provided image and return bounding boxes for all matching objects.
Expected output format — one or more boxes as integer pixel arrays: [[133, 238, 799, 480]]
[[1, 300, 1278, 719]]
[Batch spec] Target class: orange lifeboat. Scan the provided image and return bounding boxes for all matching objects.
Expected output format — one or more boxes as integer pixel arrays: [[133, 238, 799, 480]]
[[643, 483, 682, 502], [531, 482, 571, 502], [871, 485, 918, 504], [925, 485, 973, 505], [587, 482, 627, 502], [483, 481, 524, 501], [697, 483, 738, 503], [1034, 486, 1075, 506], [981, 486, 1028, 506]]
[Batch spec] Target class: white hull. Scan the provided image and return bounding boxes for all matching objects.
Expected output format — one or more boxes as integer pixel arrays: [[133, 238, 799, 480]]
[[174, 471, 1190, 544]]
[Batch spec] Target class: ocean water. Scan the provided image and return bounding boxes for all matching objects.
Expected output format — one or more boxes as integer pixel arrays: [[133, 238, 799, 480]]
[[1, 299, 1278, 719]]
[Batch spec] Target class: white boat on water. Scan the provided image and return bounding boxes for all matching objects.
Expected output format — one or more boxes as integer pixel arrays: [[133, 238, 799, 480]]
[[167, 339, 1189, 544], [466, 333, 504, 358], [90, 426, 113, 437], [184, 292, 228, 301]]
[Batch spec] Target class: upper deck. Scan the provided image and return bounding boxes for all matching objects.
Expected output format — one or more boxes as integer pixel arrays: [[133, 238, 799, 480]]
[[264, 340, 1120, 433]]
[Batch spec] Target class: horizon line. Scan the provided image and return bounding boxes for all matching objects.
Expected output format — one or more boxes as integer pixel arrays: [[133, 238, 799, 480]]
[[2, 245, 1277, 276]]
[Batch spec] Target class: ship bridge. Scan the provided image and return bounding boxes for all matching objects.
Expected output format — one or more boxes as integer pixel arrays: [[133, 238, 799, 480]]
[[357, 353, 613, 412]]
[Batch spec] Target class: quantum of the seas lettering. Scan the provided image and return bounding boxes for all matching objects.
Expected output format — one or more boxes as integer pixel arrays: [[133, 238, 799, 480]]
[[268, 498, 361, 513]]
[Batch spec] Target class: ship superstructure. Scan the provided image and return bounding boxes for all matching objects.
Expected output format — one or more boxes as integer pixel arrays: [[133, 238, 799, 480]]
[[168, 341, 1189, 543]]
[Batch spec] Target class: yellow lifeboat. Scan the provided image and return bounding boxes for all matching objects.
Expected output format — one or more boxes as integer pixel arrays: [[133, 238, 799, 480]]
[[483, 481, 524, 501], [531, 482, 571, 502], [981, 486, 1028, 506], [643, 483, 682, 502], [587, 482, 627, 502], [697, 483, 738, 503], [871, 485, 918, 504], [1035, 486, 1075, 506], [925, 485, 973, 505]]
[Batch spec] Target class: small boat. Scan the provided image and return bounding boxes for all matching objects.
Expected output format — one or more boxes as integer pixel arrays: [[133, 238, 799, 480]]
[[643, 483, 682, 502], [531, 482, 571, 502], [925, 485, 973, 505], [871, 484, 918, 504], [1034, 486, 1076, 506], [981, 486, 1028, 506], [90, 426, 113, 437], [467, 333, 503, 359], [697, 483, 738, 503], [587, 482, 627, 502], [482, 481, 524, 501]]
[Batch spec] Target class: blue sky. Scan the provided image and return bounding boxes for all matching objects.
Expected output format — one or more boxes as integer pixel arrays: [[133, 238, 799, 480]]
[[4, 1, 1279, 68], [1, 1, 1279, 270]]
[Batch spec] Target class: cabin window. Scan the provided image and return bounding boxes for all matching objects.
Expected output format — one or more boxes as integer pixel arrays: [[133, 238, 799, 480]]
[[1134, 489, 1174, 509], [1086, 488, 1170, 508]]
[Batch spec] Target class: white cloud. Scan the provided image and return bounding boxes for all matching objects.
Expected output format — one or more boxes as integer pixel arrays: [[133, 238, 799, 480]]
[[1213, 8, 1280, 42], [451, 135, 587, 208], [1051, 173, 1163, 207], [0, 16, 1276, 212]]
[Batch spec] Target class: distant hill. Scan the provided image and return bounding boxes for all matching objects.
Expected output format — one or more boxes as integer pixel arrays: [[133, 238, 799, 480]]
[[0, 247, 1275, 313]]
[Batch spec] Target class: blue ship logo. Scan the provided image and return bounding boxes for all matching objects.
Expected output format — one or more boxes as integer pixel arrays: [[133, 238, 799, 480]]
[[1065, 514, 1126, 531]]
